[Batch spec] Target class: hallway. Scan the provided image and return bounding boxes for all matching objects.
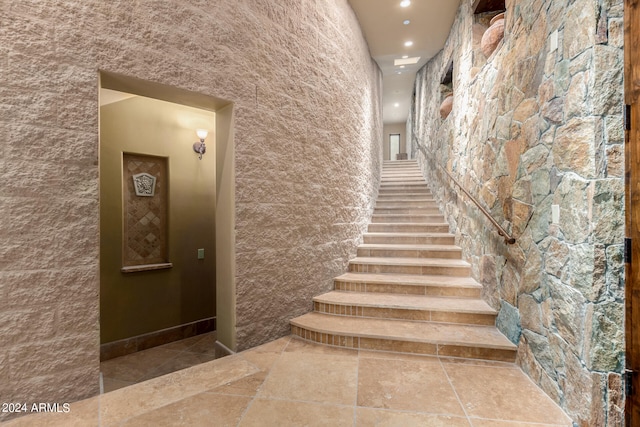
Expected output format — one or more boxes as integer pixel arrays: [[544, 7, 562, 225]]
[[4, 336, 571, 426]]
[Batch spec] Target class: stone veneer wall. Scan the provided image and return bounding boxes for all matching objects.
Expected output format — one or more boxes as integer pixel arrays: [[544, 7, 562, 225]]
[[409, 0, 624, 425], [0, 0, 382, 418]]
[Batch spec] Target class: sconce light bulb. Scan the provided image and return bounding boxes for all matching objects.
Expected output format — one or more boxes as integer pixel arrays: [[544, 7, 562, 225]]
[[196, 129, 208, 141]]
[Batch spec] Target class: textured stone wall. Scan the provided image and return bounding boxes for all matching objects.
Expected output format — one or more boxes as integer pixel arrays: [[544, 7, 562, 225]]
[[0, 0, 382, 417], [409, 0, 624, 425]]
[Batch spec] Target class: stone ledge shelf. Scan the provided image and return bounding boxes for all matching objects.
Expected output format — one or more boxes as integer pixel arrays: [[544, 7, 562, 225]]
[[121, 263, 173, 273]]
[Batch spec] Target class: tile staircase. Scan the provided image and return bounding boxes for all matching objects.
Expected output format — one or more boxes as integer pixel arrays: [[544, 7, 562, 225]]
[[290, 159, 517, 362]]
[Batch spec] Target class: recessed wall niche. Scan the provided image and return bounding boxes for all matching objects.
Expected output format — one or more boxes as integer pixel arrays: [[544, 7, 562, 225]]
[[121, 153, 170, 272], [472, 0, 506, 70], [439, 60, 454, 119]]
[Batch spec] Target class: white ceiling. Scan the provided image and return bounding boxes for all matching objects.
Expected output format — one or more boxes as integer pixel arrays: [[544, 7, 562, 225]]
[[348, 0, 460, 124]]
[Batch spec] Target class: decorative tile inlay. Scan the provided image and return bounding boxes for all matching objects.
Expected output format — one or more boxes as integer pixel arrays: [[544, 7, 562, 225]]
[[123, 154, 168, 267], [133, 173, 157, 197]]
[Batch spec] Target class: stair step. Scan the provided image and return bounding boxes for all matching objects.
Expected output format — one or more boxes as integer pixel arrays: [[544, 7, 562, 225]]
[[377, 194, 434, 200], [380, 182, 428, 187], [313, 291, 496, 325], [363, 232, 455, 245], [381, 172, 421, 175], [290, 313, 517, 362], [381, 177, 425, 182], [373, 207, 441, 215], [376, 201, 438, 208], [378, 188, 431, 195], [368, 223, 450, 233], [383, 161, 417, 165], [349, 256, 470, 276], [357, 243, 462, 259], [371, 214, 444, 223], [334, 272, 482, 297]]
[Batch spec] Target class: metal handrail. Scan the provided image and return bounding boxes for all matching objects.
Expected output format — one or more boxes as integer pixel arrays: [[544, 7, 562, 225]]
[[437, 164, 516, 245]]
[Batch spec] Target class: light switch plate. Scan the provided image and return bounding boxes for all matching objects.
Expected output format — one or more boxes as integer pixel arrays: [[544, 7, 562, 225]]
[[197, 248, 205, 260]]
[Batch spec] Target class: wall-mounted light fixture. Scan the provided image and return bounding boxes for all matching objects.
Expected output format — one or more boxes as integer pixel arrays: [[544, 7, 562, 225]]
[[193, 129, 208, 160]]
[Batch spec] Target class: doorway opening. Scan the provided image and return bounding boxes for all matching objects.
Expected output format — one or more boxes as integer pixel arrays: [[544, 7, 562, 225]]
[[98, 71, 235, 391], [390, 134, 401, 160]]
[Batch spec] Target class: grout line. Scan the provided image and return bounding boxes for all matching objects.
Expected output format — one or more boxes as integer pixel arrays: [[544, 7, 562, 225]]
[[234, 338, 289, 426], [439, 356, 472, 425]]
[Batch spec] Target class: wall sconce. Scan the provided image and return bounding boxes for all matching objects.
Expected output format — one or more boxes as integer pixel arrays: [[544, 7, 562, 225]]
[[193, 129, 208, 160]]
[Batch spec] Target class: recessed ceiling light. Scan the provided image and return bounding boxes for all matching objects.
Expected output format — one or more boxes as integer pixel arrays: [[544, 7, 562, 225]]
[[402, 55, 408, 59], [403, 20, 410, 25], [404, 41, 413, 47], [394, 103, 400, 107], [400, 0, 411, 7], [396, 71, 402, 74], [400, 65, 406, 69]]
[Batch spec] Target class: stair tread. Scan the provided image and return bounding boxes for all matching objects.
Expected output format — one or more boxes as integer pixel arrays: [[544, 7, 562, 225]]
[[376, 204, 439, 209], [314, 291, 496, 314], [350, 256, 470, 267], [359, 243, 461, 251], [369, 222, 449, 227], [364, 232, 453, 237], [335, 272, 481, 288], [377, 194, 434, 198], [291, 312, 516, 350], [372, 213, 441, 217]]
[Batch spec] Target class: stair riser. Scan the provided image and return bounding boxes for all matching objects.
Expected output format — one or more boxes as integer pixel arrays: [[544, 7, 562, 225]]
[[376, 199, 438, 209], [377, 195, 434, 200], [290, 327, 516, 362], [363, 235, 455, 245], [378, 190, 431, 195], [313, 302, 495, 325], [357, 248, 462, 259], [349, 262, 470, 277], [371, 215, 444, 223], [334, 280, 482, 298], [380, 183, 429, 188], [374, 208, 441, 215], [368, 224, 449, 233], [381, 178, 425, 183]]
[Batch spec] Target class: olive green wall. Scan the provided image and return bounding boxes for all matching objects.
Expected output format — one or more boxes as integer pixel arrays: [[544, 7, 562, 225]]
[[100, 94, 216, 344]]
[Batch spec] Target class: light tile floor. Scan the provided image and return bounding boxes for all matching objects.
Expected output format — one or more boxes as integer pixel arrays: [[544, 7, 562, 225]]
[[3, 336, 573, 426], [100, 332, 218, 393]]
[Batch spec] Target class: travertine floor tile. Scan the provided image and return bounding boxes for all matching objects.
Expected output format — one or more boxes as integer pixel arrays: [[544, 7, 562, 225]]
[[1, 397, 100, 427], [209, 370, 269, 397], [258, 351, 358, 405], [239, 399, 354, 427], [239, 337, 291, 371], [470, 419, 572, 427], [100, 347, 183, 382], [139, 351, 217, 381], [356, 407, 471, 427], [4, 336, 574, 427], [100, 356, 259, 426], [357, 357, 465, 415], [159, 332, 217, 355], [445, 364, 572, 425], [102, 376, 135, 393], [120, 392, 251, 427]]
